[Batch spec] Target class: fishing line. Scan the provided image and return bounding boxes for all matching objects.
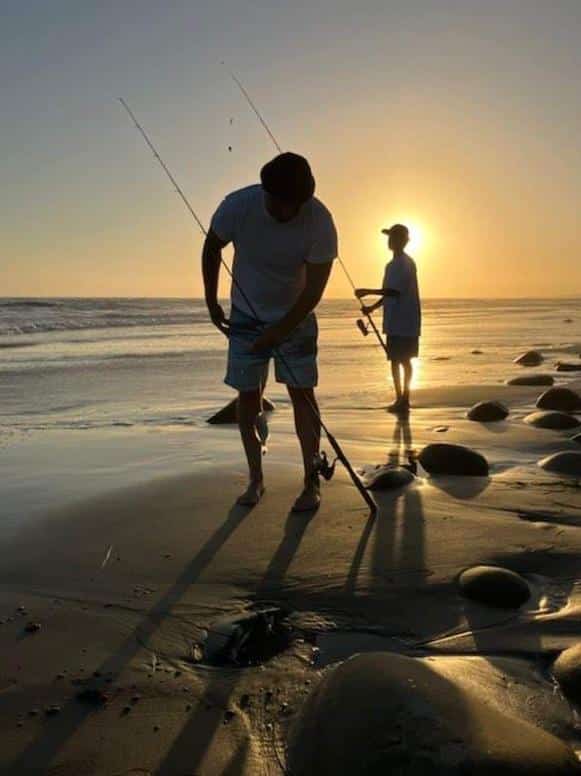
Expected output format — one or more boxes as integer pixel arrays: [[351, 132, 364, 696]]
[[118, 98, 375, 514], [229, 72, 390, 359]]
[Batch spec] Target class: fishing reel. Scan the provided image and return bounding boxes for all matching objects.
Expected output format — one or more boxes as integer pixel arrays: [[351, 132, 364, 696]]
[[356, 318, 370, 337], [313, 450, 337, 481]]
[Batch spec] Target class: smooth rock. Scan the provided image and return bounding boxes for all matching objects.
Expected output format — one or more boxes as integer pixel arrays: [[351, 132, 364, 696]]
[[524, 411, 580, 430], [458, 565, 530, 609], [419, 443, 489, 477], [514, 350, 544, 367], [364, 465, 415, 491], [571, 433, 581, 445], [536, 387, 581, 413], [207, 397, 275, 424], [553, 644, 581, 705], [467, 401, 509, 422], [288, 653, 579, 776], [538, 451, 581, 477], [506, 374, 554, 386], [556, 362, 581, 372]]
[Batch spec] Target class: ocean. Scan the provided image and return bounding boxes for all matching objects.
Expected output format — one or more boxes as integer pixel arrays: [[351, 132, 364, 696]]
[[1, 297, 579, 433], [1, 297, 579, 530]]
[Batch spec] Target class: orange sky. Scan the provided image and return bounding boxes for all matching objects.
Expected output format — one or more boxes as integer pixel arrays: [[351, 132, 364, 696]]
[[2, 2, 580, 299]]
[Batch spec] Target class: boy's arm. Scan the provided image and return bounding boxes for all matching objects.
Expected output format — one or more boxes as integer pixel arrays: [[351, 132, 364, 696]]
[[355, 287, 400, 299]]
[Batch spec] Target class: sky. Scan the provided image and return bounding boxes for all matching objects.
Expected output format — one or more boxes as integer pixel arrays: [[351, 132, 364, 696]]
[[2, 0, 580, 299]]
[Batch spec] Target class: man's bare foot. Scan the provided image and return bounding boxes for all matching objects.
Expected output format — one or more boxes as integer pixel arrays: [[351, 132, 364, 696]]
[[387, 398, 403, 413], [236, 481, 265, 506], [291, 482, 321, 513]]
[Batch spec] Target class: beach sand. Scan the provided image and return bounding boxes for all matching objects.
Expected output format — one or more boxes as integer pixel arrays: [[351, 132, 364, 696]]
[[1, 377, 581, 774]]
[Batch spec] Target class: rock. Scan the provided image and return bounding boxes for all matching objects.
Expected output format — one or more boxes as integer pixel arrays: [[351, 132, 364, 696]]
[[419, 444, 489, 477], [433, 425, 449, 432], [24, 622, 41, 633], [524, 411, 580, 430], [44, 706, 61, 716], [571, 433, 581, 444], [536, 387, 581, 413], [458, 565, 530, 609], [553, 644, 581, 705], [506, 374, 554, 386], [471, 349, 483, 354], [538, 452, 581, 477], [207, 397, 275, 424], [556, 362, 581, 372], [514, 350, 544, 367], [288, 653, 579, 776], [467, 401, 509, 422], [364, 465, 415, 491]]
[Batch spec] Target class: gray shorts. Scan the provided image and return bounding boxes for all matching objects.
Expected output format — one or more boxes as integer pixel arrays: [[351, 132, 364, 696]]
[[225, 307, 318, 392], [386, 335, 419, 362]]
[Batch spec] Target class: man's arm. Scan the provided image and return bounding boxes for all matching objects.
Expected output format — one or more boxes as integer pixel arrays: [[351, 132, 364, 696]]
[[361, 298, 383, 314], [202, 228, 230, 336], [250, 261, 333, 352]]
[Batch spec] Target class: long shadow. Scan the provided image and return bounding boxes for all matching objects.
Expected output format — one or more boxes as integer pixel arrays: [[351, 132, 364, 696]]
[[9, 500, 255, 775], [348, 416, 426, 595], [156, 507, 314, 775]]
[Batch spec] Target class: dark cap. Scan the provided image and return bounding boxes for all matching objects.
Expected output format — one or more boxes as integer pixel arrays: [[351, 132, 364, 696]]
[[381, 224, 409, 239], [260, 152, 315, 205]]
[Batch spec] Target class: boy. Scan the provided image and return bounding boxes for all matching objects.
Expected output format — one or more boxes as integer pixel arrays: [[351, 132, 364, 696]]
[[356, 224, 421, 413]]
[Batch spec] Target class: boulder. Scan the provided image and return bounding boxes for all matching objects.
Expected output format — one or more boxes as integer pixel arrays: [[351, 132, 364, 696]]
[[538, 451, 581, 477], [514, 350, 544, 367], [467, 401, 509, 422], [207, 397, 275, 425], [536, 387, 581, 413], [556, 362, 581, 372], [458, 565, 530, 609], [553, 644, 581, 706], [525, 411, 581, 431], [524, 411, 580, 430], [288, 653, 579, 776], [364, 465, 415, 491], [506, 374, 554, 386], [419, 443, 489, 477]]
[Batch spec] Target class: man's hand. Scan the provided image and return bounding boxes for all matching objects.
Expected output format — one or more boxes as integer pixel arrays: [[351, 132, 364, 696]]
[[208, 303, 230, 336], [250, 324, 285, 353]]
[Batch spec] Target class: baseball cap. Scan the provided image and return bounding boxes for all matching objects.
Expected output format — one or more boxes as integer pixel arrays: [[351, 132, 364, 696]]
[[381, 224, 409, 239]]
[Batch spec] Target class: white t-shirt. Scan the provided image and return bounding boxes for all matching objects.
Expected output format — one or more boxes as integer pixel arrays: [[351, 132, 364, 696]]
[[210, 185, 338, 322], [382, 253, 421, 336]]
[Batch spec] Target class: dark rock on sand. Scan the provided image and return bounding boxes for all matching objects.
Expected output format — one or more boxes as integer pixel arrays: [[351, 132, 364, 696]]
[[467, 401, 509, 422], [506, 374, 554, 386], [288, 653, 579, 776], [553, 644, 581, 705], [556, 362, 581, 372], [524, 411, 581, 430], [536, 387, 581, 413], [419, 443, 489, 477], [364, 465, 415, 491], [538, 452, 581, 477], [207, 397, 275, 425], [514, 350, 544, 367], [458, 565, 530, 609]]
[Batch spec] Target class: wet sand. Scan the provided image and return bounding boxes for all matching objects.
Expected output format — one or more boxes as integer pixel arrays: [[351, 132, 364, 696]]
[[1, 379, 581, 774]]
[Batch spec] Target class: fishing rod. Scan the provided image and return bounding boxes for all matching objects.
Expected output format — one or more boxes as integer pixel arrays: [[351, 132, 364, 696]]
[[118, 98, 376, 515], [229, 72, 390, 360]]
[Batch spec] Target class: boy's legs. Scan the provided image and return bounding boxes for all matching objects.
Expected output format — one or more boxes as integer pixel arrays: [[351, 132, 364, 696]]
[[236, 389, 265, 505], [288, 386, 321, 510], [389, 360, 403, 410], [402, 359, 413, 405]]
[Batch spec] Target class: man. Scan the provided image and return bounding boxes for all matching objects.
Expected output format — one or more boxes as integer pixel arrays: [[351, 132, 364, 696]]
[[202, 152, 337, 510], [356, 224, 421, 414]]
